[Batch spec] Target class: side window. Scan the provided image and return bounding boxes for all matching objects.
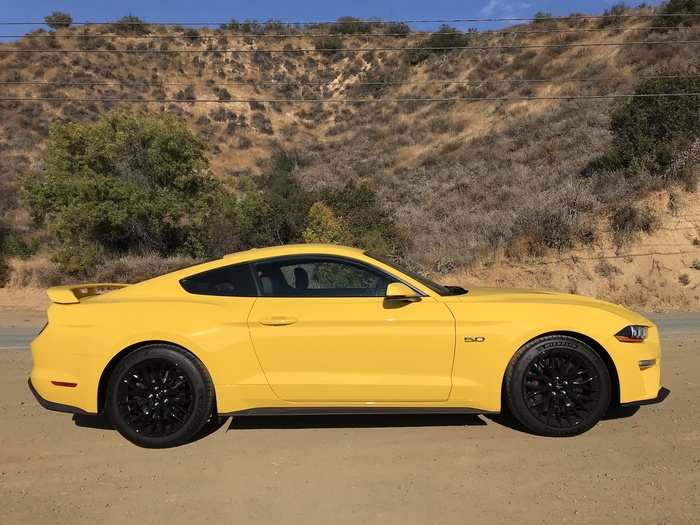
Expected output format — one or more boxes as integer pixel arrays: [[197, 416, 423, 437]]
[[180, 263, 257, 297], [254, 257, 397, 297]]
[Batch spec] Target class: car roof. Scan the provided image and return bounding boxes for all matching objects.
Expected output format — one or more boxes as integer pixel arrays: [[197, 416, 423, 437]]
[[222, 243, 365, 263]]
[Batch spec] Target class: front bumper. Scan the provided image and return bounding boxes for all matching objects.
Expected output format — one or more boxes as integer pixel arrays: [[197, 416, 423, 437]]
[[28, 378, 91, 415]]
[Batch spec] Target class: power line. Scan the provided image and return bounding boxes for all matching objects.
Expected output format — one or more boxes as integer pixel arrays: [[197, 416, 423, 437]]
[[1, 13, 700, 26], [3, 39, 700, 54], [2, 74, 699, 88], [3, 93, 700, 104], [1, 25, 696, 40]]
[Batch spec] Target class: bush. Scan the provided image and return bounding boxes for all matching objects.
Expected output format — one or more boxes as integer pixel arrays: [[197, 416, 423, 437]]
[[0, 227, 8, 287], [112, 15, 150, 35], [44, 11, 72, 30], [175, 85, 196, 101], [610, 204, 657, 245], [315, 36, 344, 58], [655, 0, 700, 29], [585, 72, 700, 177], [22, 110, 223, 274], [385, 22, 411, 36], [320, 182, 408, 256], [533, 11, 553, 23], [595, 259, 622, 277], [599, 4, 627, 27], [329, 17, 372, 35], [303, 202, 354, 244], [406, 25, 469, 65]]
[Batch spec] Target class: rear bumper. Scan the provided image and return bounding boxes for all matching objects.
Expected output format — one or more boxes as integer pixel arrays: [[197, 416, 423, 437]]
[[620, 386, 670, 407], [27, 378, 91, 415]]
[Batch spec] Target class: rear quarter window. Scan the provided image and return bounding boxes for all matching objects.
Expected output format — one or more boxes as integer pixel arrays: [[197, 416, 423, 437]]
[[180, 264, 257, 297]]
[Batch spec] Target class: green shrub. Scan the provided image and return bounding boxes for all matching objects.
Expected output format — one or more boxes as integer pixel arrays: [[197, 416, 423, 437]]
[[0, 226, 9, 287], [610, 204, 658, 245], [320, 182, 408, 256], [609, 73, 700, 171], [584, 72, 700, 179], [599, 4, 627, 27], [385, 22, 411, 36], [22, 110, 222, 274], [315, 35, 344, 58], [112, 15, 150, 35], [303, 202, 354, 244], [329, 17, 372, 35], [44, 11, 72, 30], [406, 25, 470, 65], [655, 0, 700, 29], [0, 256, 8, 287]]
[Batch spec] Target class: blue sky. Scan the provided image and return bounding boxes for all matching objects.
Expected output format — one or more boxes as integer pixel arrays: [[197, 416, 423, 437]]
[[2, 1, 665, 33]]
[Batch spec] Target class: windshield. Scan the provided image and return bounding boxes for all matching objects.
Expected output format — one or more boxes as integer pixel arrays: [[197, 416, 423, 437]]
[[365, 252, 467, 296]]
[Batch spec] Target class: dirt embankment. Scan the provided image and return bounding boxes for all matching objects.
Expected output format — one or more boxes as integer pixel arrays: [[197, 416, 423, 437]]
[[449, 191, 700, 312]]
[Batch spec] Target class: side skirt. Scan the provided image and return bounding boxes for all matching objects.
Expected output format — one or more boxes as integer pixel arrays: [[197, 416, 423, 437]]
[[220, 406, 498, 417]]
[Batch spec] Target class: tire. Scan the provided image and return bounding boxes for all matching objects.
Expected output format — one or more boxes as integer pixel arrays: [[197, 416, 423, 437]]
[[106, 344, 215, 448], [504, 335, 611, 437]]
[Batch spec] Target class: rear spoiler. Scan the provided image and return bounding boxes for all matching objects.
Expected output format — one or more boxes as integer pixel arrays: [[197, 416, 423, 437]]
[[47, 283, 129, 304]]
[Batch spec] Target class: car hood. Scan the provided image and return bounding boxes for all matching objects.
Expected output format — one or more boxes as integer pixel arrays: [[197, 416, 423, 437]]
[[446, 287, 652, 325]]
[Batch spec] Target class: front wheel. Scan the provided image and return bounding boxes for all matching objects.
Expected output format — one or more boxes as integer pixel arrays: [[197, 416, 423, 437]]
[[106, 344, 215, 448], [504, 335, 611, 437]]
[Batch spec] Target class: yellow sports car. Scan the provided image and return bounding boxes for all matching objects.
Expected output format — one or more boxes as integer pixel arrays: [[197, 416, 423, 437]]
[[29, 244, 666, 447]]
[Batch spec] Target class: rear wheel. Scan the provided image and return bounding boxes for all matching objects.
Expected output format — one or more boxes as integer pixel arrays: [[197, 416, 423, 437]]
[[106, 344, 214, 448], [505, 335, 611, 437]]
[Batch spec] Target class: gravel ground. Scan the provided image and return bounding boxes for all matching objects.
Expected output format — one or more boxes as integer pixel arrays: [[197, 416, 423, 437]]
[[0, 310, 698, 524]]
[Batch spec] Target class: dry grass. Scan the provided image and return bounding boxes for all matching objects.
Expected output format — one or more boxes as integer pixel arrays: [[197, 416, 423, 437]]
[[7, 254, 198, 287]]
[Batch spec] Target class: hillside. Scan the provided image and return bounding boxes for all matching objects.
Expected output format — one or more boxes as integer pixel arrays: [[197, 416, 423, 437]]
[[0, 4, 699, 309]]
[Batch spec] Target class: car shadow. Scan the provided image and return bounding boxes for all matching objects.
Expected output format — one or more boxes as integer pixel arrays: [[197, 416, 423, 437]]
[[70, 405, 643, 442], [73, 413, 114, 430], [485, 404, 642, 436], [227, 413, 487, 430]]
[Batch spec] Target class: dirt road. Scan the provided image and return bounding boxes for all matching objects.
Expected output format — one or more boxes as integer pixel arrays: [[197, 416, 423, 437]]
[[1, 310, 698, 524]]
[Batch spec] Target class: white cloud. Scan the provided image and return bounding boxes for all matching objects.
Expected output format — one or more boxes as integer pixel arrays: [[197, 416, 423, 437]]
[[480, 0, 532, 17]]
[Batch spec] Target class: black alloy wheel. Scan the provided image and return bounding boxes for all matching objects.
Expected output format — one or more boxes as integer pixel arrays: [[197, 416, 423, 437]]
[[107, 344, 214, 448], [505, 335, 611, 436]]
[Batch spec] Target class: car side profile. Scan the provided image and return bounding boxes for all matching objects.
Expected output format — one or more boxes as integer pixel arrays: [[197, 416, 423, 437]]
[[29, 244, 666, 447]]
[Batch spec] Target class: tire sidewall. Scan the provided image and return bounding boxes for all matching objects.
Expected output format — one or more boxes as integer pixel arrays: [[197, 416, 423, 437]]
[[106, 344, 214, 448], [506, 336, 611, 437]]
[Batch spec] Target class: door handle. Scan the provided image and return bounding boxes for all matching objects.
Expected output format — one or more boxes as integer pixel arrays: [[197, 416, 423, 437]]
[[259, 316, 298, 326]]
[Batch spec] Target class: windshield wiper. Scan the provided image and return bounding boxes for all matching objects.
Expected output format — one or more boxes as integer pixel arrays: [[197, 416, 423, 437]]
[[445, 285, 469, 296]]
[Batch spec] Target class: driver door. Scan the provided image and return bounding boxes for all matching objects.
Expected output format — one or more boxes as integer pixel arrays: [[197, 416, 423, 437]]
[[247, 256, 455, 402]]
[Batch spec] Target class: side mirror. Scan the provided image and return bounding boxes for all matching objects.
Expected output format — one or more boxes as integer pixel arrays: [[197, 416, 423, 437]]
[[385, 282, 421, 302]]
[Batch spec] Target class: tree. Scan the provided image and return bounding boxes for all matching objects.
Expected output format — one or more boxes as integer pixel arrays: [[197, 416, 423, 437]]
[[23, 110, 222, 274], [44, 11, 72, 30], [303, 202, 354, 244]]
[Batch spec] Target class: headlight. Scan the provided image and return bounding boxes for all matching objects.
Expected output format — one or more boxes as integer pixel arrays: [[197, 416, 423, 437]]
[[615, 325, 648, 343]]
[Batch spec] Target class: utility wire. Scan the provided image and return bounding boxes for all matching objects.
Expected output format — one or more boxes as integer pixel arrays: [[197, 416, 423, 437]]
[[1, 26, 696, 39], [3, 93, 700, 104], [1, 13, 700, 26], [2, 74, 699, 88], [3, 39, 700, 53]]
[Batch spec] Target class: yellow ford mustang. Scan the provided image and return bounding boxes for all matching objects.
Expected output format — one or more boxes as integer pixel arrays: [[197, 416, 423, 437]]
[[29, 244, 666, 447]]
